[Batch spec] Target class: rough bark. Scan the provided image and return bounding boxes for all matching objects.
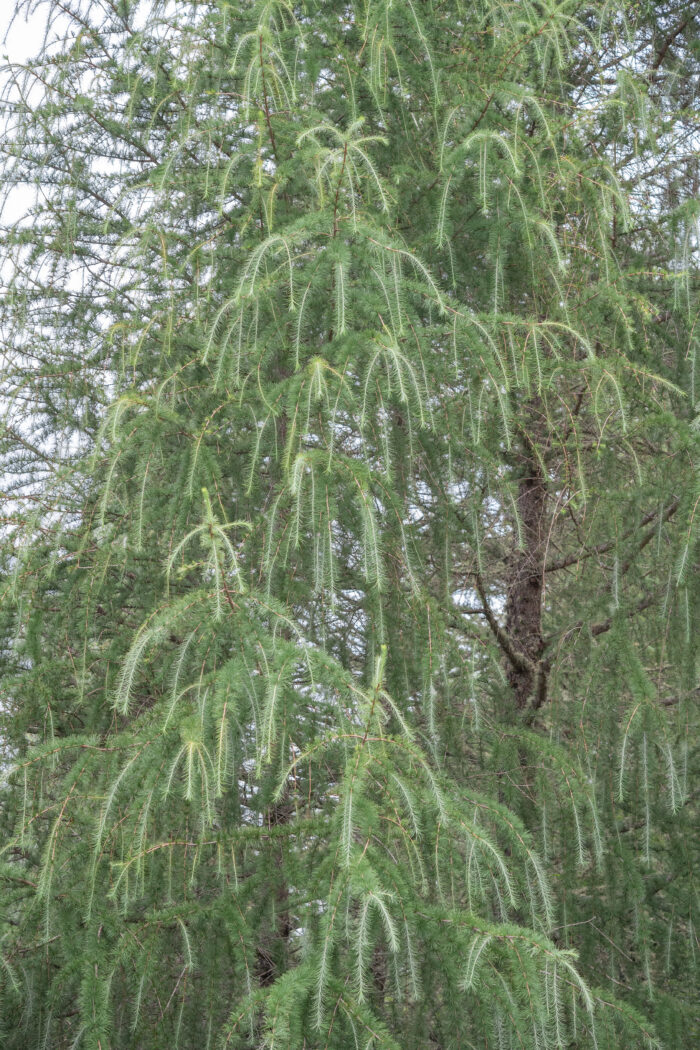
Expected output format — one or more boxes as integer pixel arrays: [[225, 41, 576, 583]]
[[505, 436, 548, 710]]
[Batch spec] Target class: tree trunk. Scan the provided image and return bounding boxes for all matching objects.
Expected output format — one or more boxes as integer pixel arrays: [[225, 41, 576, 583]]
[[505, 432, 548, 710]]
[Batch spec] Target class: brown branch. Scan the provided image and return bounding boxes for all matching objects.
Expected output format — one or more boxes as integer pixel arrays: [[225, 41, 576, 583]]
[[473, 571, 536, 674], [546, 498, 679, 573], [590, 592, 657, 637], [651, 17, 691, 71], [553, 592, 658, 647]]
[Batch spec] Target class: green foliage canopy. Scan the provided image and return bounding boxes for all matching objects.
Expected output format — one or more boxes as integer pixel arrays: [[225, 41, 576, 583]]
[[0, 1, 698, 1048]]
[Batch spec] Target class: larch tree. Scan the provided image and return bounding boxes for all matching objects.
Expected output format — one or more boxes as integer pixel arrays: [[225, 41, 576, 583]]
[[0, 1, 698, 1048]]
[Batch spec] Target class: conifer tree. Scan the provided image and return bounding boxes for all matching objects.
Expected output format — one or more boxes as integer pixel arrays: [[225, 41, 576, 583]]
[[0, 2, 697, 1048]]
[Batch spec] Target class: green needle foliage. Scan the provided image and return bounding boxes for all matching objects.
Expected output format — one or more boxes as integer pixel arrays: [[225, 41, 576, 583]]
[[0, 1, 698, 1047]]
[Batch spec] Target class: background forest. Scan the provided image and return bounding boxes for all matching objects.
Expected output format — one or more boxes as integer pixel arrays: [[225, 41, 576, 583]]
[[0, 1, 698, 1048]]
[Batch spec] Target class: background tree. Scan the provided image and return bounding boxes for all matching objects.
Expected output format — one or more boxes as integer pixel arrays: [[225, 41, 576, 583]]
[[1, 1, 697, 1048]]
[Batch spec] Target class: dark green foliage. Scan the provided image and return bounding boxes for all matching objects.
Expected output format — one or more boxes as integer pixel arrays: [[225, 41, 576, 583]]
[[0, 1, 698, 1047]]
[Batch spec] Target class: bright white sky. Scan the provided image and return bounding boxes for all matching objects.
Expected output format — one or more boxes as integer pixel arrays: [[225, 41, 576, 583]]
[[1, 5, 54, 230], [1, 5, 48, 65]]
